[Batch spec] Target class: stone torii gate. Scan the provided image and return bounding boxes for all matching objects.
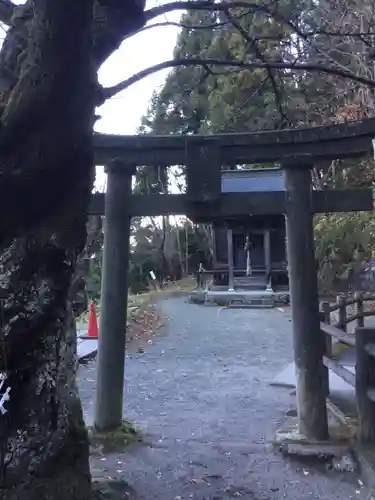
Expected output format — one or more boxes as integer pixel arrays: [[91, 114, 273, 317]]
[[89, 117, 375, 440]]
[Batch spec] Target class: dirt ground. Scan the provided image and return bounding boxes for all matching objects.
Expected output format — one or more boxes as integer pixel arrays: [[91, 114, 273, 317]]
[[78, 297, 370, 500]]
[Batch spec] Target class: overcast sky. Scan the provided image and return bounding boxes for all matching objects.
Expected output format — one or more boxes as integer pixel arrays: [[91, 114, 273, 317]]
[[94, 2, 181, 191], [96, 9, 180, 135]]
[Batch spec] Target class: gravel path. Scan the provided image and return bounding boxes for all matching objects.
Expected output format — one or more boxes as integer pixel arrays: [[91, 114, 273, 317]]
[[78, 297, 369, 500]]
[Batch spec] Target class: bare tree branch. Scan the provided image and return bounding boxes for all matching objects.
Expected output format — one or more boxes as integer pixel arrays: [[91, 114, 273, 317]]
[[224, 11, 291, 127], [144, 1, 272, 24], [275, 11, 359, 78], [218, 76, 268, 132], [144, 0, 375, 41], [100, 58, 375, 103], [92, 0, 146, 67], [0, 0, 15, 26], [137, 18, 288, 48], [143, 0, 375, 69], [313, 29, 375, 37], [136, 7, 256, 35], [137, 19, 229, 34]]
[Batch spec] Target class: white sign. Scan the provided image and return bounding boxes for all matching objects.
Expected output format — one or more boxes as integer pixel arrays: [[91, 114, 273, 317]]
[[149, 271, 156, 281], [0, 372, 10, 415]]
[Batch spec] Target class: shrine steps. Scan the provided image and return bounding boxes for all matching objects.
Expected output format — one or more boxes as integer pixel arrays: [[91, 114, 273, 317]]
[[189, 288, 290, 308], [233, 275, 268, 290]]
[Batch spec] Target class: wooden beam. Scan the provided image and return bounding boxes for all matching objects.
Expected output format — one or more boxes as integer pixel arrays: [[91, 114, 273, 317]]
[[89, 192, 284, 216], [313, 188, 373, 213], [320, 322, 355, 347], [355, 327, 375, 443], [227, 228, 235, 291], [88, 188, 373, 217], [186, 144, 221, 202], [94, 117, 375, 150], [323, 356, 355, 387], [264, 229, 271, 276], [94, 136, 372, 166], [93, 118, 375, 166]]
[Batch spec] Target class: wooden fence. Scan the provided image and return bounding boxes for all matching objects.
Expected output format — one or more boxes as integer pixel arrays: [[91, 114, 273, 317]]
[[320, 292, 375, 443]]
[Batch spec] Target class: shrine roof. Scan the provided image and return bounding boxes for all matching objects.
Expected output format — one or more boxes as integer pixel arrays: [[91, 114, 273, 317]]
[[221, 168, 284, 193]]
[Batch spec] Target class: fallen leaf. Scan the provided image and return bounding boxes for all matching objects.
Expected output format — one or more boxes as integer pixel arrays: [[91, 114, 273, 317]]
[[205, 474, 222, 480], [189, 478, 209, 486]]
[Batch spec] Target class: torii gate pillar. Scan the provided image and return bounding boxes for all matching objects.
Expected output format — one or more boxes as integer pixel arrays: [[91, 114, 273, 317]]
[[284, 166, 328, 440], [94, 161, 134, 431]]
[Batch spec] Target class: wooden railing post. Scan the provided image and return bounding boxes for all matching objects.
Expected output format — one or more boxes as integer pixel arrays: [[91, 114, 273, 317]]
[[204, 273, 210, 292], [355, 291, 364, 328], [355, 326, 375, 443], [337, 296, 347, 332], [321, 301, 332, 397], [227, 228, 235, 292]]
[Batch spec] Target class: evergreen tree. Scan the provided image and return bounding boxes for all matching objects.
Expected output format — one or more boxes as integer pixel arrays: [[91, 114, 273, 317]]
[[140, 1, 328, 135], [139, 8, 219, 135]]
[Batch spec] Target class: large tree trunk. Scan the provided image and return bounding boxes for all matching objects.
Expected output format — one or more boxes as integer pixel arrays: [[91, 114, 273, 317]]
[[0, 1, 94, 498], [0, 1, 145, 497]]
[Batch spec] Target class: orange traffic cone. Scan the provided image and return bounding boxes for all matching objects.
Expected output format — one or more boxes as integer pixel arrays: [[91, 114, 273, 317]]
[[87, 301, 99, 338]]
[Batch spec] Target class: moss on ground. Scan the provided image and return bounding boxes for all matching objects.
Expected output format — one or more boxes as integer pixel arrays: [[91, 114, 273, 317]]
[[77, 277, 195, 333], [89, 420, 142, 454], [332, 341, 350, 359], [92, 479, 137, 499], [128, 276, 196, 311]]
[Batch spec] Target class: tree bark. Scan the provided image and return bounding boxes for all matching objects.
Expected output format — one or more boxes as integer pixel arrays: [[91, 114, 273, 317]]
[[0, 2, 94, 498], [0, 1, 145, 497]]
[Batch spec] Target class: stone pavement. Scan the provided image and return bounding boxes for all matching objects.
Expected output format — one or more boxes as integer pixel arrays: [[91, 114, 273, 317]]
[[78, 298, 370, 499], [77, 337, 98, 362]]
